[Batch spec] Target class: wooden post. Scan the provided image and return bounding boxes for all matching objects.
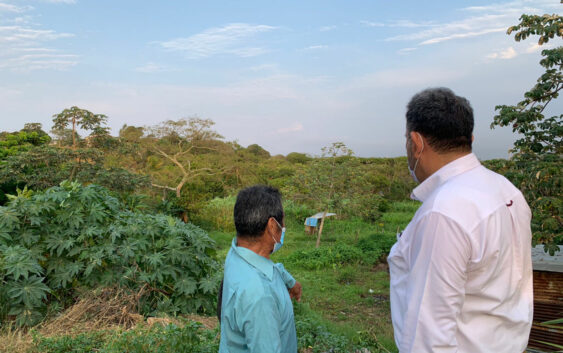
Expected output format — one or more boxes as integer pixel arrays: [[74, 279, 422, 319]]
[[315, 211, 327, 248]]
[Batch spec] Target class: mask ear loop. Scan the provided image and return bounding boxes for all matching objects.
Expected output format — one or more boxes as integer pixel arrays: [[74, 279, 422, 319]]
[[412, 132, 424, 171]]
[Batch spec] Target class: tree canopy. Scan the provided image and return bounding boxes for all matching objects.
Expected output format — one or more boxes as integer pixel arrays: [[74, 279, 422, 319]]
[[491, 13, 562, 254]]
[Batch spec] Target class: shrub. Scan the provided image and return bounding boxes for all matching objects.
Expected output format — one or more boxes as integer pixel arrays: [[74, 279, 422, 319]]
[[283, 243, 364, 270], [356, 232, 397, 263], [30, 321, 219, 353], [0, 181, 221, 326]]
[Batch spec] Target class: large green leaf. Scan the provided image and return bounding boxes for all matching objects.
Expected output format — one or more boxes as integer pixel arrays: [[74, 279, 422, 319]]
[[7, 276, 50, 307], [1, 246, 43, 280]]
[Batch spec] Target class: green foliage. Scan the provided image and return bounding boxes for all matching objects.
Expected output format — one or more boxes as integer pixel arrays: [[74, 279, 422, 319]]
[[102, 322, 219, 353], [0, 146, 149, 194], [30, 321, 220, 353], [286, 152, 312, 164], [491, 14, 562, 252], [31, 330, 108, 352], [296, 316, 356, 352], [356, 232, 397, 262], [192, 196, 236, 232], [246, 144, 271, 158], [283, 243, 365, 270], [0, 129, 51, 159], [0, 181, 220, 326]]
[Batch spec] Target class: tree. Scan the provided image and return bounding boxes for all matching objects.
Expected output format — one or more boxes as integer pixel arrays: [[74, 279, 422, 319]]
[[491, 14, 562, 254], [246, 144, 271, 158], [144, 118, 227, 222], [52, 106, 108, 149], [0, 146, 148, 195], [286, 152, 312, 164]]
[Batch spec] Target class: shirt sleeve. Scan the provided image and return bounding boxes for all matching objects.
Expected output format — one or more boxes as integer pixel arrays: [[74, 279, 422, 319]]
[[274, 262, 296, 289], [239, 294, 283, 353], [400, 211, 471, 353]]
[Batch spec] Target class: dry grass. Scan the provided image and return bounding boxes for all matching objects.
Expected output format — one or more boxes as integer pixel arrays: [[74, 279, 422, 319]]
[[0, 323, 31, 353], [42, 287, 142, 336], [0, 286, 218, 353]]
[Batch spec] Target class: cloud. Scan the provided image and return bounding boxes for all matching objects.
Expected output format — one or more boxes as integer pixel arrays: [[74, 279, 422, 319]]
[[360, 20, 384, 28], [0, 26, 73, 42], [159, 23, 276, 59], [486, 46, 517, 59], [385, 1, 556, 46], [276, 122, 303, 134], [303, 45, 327, 50], [134, 62, 172, 73], [389, 20, 436, 28], [39, 0, 76, 3], [0, 3, 32, 12], [397, 47, 417, 55], [462, 0, 559, 14], [0, 5, 77, 72], [0, 52, 78, 71], [420, 27, 506, 45], [319, 25, 336, 32], [486, 42, 554, 60]]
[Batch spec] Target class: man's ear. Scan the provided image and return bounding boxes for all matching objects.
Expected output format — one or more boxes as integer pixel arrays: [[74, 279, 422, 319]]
[[409, 131, 424, 157], [266, 217, 277, 236], [471, 134, 475, 143]]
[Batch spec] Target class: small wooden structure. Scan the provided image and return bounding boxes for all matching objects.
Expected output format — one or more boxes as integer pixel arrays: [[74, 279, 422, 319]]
[[304, 212, 336, 235], [527, 245, 563, 352]]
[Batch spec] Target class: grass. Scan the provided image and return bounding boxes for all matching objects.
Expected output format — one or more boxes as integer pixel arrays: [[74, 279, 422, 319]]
[[207, 199, 419, 352]]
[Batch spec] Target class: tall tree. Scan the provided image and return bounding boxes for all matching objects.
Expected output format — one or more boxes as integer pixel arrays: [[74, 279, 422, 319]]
[[52, 106, 108, 149], [491, 14, 562, 254], [144, 118, 227, 222]]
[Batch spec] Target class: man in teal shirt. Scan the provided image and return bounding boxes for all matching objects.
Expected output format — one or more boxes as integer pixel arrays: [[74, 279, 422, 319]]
[[219, 185, 302, 353]]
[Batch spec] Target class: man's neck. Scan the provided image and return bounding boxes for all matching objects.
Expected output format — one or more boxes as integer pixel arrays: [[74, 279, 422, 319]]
[[236, 236, 272, 259], [420, 150, 472, 182]]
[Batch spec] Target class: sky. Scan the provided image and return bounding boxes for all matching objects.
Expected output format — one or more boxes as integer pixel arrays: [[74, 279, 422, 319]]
[[0, 0, 561, 159]]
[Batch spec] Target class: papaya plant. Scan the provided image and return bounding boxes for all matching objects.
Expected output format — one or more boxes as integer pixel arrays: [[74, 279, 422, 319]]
[[0, 181, 221, 326]]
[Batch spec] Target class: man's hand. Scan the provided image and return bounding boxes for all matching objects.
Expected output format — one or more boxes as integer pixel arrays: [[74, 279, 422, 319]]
[[289, 281, 302, 302]]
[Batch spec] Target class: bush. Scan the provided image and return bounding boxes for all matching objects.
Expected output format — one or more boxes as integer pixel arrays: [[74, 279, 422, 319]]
[[30, 321, 219, 353], [0, 181, 221, 326], [356, 232, 397, 263], [283, 243, 364, 270]]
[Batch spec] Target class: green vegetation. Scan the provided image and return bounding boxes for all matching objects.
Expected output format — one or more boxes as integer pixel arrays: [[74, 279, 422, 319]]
[[490, 13, 562, 254], [30, 321, 220, 353], [0, 182, 220, 327]]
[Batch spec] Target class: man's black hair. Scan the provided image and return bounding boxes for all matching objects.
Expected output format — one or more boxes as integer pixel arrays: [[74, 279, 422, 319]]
[[234, 185, 283, 238], [406, 87, 474, 152]]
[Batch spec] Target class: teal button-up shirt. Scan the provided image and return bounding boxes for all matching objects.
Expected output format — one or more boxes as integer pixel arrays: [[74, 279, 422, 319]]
[[219, 238, 297, 353]]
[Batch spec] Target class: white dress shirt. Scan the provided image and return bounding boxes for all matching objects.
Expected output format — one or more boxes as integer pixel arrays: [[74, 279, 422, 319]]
[[388, 153, 533, 353]]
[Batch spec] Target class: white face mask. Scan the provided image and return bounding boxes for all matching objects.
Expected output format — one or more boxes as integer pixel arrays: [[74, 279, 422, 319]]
[[407, 132, 424, 184], [271, 218, 285, 254]]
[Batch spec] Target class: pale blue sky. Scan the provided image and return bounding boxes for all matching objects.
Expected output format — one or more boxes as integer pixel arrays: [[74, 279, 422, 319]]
[[0, 0, 561, 158]]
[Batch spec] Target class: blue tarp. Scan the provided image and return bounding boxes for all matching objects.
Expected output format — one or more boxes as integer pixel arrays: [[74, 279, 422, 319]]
[[305, 218, 318, 227]]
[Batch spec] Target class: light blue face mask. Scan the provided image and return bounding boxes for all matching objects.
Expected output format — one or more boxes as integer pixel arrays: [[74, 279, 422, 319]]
[[271, 218, 285, 254]]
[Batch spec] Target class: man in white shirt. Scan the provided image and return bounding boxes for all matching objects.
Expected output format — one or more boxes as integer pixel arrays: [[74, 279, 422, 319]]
[[388, 88, 533, 353]]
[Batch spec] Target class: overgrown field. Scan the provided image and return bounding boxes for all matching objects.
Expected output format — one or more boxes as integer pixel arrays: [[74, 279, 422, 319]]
[[0, 191, 418, 353]]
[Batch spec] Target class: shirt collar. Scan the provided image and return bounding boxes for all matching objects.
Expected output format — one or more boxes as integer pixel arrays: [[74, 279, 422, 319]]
[[231, 237, 274, 281], [411, 153, 481, 202]]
